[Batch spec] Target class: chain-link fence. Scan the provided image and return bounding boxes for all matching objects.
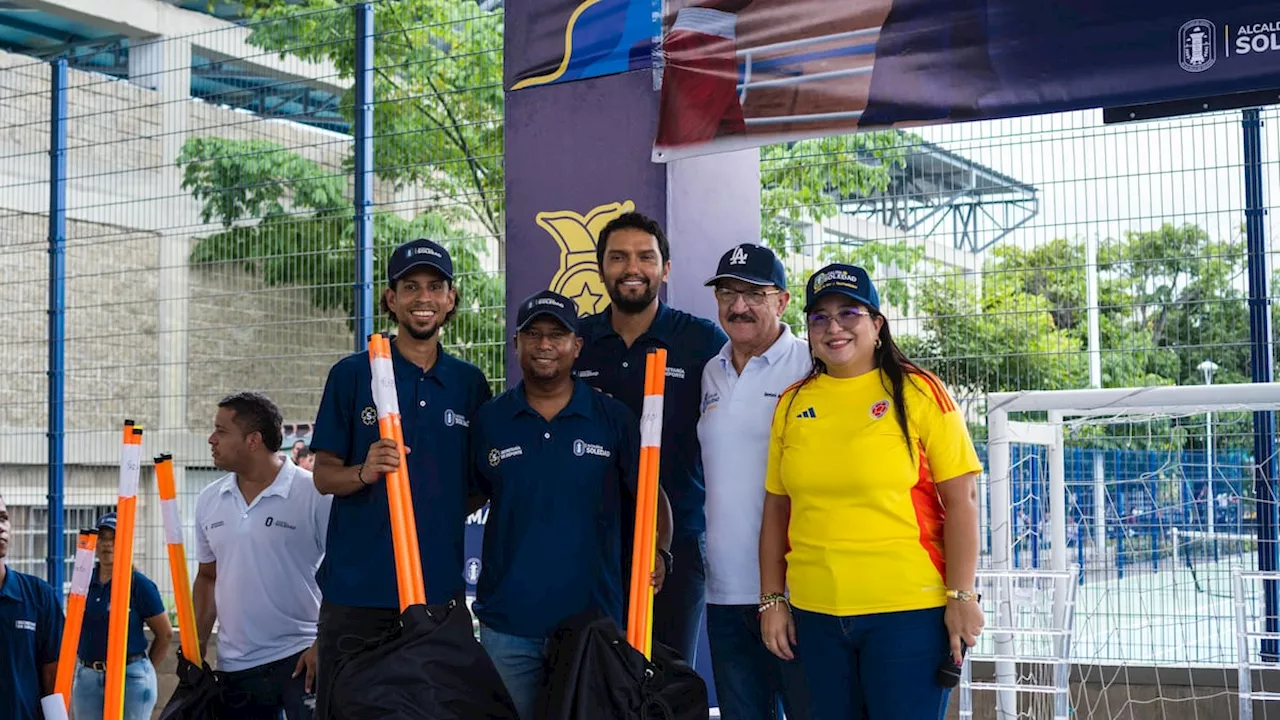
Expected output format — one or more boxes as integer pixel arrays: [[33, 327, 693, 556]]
[[2, 0, 1279, 686]]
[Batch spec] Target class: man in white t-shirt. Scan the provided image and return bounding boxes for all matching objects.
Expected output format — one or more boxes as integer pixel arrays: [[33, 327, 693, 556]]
[[698, 244, 814, 720], [194, 391, 333, 720]]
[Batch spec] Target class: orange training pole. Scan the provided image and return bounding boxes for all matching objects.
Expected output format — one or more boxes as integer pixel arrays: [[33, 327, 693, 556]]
[[156, 454, 200, 663], [104, 421, 143, 720], [368, 334, 426, 609], [626, 358, 656, 651], [627, 348, 667, 658], [53, 529, 98, 708]]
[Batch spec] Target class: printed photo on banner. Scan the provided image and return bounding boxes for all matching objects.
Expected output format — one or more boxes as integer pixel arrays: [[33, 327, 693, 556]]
[[648, 0, 1280, 160]]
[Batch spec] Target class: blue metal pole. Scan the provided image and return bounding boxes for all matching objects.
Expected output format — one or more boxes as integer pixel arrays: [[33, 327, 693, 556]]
[[353, 2, 375, 352], [1243, 107, 1278, 660], [46, 59, 67, 591]]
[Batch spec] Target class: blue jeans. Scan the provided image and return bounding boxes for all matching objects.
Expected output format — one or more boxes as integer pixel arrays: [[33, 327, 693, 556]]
[[479, 626, 548, 720], [652, 532, 707, 665], [72, 656, 158, 720], [791, 606, 951, 720], [706, 604, 812, 720]]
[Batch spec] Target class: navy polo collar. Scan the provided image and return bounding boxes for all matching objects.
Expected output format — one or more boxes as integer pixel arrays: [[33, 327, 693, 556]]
[[583, 302, 674, 345], [0, 567, 18, 601], [510, 378, 594, 420], [390, 335, 458, 386]]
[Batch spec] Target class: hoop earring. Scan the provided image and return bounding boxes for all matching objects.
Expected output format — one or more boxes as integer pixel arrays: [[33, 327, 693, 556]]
[[875, 338, 882, 349]]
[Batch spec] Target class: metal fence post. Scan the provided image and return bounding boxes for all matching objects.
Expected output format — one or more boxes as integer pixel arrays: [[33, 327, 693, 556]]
[[1243, 106, 1277, 661], [46, 58, 67, 590], [354, 2, 375, 351]]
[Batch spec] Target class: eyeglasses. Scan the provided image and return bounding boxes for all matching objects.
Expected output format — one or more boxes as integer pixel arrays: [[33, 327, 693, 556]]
[[806, 306, 873, 332], [714, 288, 780, 306]]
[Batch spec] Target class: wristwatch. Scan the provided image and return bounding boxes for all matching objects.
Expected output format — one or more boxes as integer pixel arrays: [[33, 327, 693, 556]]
[[946, 589, 980, 602], [656, 548, 673, 576]]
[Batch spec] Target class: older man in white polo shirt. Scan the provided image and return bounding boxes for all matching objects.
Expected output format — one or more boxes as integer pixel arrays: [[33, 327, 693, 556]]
[[698, 243, 813, 720], [194, 391, 333, 720]]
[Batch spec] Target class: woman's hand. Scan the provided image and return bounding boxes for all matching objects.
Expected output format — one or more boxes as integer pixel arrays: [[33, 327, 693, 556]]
[[760, 603, 797, 661], [944, 598, 984, 664]]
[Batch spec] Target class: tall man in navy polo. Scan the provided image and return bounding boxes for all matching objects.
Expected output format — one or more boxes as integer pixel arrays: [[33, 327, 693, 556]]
[[309, 238, 493, 718], [473, 290, 673, 720], [0, 494, 65, 720], [574, 211, 727, 665]]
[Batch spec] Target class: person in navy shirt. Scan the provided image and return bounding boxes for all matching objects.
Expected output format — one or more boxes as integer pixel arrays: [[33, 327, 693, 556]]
[[310, 238, 493, 718], [0, 494, 64, 720], [473, 290, 673, 720], [574, 211, 727, 665], [72, 512, 173, 720]]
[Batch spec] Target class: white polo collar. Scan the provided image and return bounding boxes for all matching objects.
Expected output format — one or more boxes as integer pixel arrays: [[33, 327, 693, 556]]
[[218, 459, 297, 501], [716, 322, 798, 371]]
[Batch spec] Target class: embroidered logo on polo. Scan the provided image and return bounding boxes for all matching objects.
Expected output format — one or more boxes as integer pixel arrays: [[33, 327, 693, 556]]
[[573, 439, 611, 458], [489, 445, 523, 467], [870, 400, 890, 420], [14, 620, 36, 631], [360, 407, 377, 426], [700, 391, 720, 414], [264, 516, 298, 530], [575, 369, 600, 379], [665, 367, 686, 380], [444, 409, 470, 428]]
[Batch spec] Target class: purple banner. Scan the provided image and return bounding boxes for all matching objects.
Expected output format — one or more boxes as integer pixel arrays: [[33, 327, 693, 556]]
[[503, 69, 667, 384]]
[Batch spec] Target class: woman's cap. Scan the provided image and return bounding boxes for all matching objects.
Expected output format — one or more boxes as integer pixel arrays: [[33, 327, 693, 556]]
[[804, 263, 880, 313]]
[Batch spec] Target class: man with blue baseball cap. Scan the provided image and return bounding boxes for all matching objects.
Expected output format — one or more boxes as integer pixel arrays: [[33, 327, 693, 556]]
[[310, 237, 494, 718], [471, 290, 673, 720], [698, 243, 813, 720]]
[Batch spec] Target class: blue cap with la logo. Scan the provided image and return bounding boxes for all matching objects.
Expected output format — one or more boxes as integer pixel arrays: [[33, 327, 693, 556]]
[[703, 243, 787, 289]]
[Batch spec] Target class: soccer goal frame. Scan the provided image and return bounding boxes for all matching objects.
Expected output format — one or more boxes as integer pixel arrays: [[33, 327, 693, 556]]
[[983, 381, 1280, 719]]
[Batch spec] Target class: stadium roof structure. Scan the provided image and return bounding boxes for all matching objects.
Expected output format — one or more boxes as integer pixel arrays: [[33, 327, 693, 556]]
[[840, 139, 1040, 253], [0, 0, 350, 133]]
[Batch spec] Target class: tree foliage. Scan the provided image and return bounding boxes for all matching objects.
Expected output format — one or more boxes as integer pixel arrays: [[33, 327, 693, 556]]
[[177, 0, 506, 380]]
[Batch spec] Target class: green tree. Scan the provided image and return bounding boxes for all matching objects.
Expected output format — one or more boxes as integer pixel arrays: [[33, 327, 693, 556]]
[[176, 0, 506, 381]]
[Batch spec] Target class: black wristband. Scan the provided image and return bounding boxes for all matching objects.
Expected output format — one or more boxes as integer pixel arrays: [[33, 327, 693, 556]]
[[657, 548, 673, 576], [355, 463, 368, 485]]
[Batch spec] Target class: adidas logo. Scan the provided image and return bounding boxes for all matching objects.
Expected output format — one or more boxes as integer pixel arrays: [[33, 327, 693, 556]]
[[795, 407, 817, 419]]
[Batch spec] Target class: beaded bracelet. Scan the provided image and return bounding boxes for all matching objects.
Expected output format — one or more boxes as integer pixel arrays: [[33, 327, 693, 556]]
[[758, 593, 790, 615]]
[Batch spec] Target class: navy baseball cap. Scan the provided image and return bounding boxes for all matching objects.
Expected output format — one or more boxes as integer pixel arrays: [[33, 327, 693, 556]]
[[516, 290, 580, 334], [805, 263, 880, 313], [704, 243, 787, 289], [388, 238, 454, 284], [96, 512, 117, 531]]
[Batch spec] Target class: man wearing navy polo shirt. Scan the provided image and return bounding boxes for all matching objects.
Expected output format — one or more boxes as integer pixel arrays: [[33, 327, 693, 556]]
[[0, 494, 64, 720], [575, 211, 727, 665], [473, 290, 673, 720], [310, 238, 493, 718]]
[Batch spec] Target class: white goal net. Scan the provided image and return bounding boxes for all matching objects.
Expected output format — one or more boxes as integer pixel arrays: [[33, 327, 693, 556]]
[[968, 382, 1280, 720]]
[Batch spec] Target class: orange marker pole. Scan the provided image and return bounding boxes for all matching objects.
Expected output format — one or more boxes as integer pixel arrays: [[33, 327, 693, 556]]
[[156, 454, 200, 663], [626, 349, 667, 658], [104, 421, 143, 720], [639, 349, 668, 658], [626, 359, 657, 651], [369, 334, 426, 609], [53, 529, 98, 708]]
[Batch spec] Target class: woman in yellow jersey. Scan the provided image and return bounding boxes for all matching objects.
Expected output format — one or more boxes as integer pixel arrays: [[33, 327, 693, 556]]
[[758, 263, 985, 720]]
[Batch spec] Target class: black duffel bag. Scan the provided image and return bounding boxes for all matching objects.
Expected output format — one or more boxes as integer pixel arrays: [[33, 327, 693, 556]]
[[540, 609, 709, 720], [327, 598, 519, 720], [158, 654, 224, 720]]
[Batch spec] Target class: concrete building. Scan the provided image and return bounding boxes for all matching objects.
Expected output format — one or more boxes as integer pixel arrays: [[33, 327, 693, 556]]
[[0, 0, 374, 593]]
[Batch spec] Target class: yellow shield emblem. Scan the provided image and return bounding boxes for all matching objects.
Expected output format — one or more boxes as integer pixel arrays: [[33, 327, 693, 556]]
[[536, 200, 635, 316]]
